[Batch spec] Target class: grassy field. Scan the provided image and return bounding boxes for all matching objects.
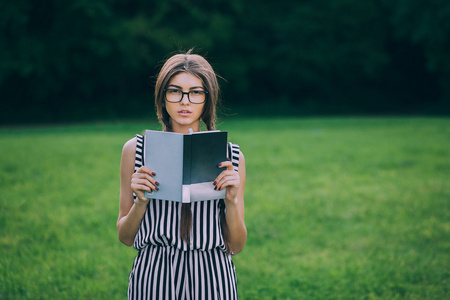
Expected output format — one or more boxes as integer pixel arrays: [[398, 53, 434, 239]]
[[0, 117, 448, 299]]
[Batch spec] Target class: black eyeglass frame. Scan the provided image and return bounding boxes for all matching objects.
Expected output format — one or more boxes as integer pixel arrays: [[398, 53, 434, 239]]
[[163, 89, 209, 104]]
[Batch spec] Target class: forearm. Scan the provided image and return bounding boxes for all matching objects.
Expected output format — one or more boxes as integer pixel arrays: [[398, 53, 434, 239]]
[[117, 200, 148, 246], [225, 200, 247, 254]]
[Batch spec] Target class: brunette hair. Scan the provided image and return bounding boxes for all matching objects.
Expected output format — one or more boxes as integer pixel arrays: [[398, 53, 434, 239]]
[[154, 50, 231, 253], [154, 49, 219, 132]]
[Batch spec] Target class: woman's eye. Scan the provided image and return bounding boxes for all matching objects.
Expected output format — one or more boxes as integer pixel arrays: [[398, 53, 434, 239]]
[[191, 90, 203, 95], [168, 89, 181, 94]]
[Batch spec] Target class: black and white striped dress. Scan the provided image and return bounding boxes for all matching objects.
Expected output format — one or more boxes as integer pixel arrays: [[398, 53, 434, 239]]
[[128, 134, 241, 300]]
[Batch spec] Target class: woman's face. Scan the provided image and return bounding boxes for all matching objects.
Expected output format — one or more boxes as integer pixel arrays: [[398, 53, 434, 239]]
[[165, 72, 206, 133]]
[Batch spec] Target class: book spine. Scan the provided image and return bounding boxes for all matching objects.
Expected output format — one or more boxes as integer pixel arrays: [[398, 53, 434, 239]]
[[182, 135, 192, 203]]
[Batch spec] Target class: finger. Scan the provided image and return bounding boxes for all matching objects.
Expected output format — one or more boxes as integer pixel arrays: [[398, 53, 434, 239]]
[[218, 161, 234, 171], [131, 182, 152, 193], [132, 179, 155, 191], [215, 174, 240, 191], [132, 178, 159, 192], [138, 173, 159, 185], [214, 169, 237, 186], [132, 172, 159, 188], [216, 179, 239, 191], [134, 190, 149, 202], [215, 162, 234, 186], [137, 166, 156, 176]]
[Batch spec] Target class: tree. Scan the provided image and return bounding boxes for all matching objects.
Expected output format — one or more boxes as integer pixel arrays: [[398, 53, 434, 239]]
[[0, 0, 448, 124]]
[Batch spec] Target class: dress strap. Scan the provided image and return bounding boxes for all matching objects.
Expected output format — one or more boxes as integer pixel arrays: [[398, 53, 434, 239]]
[[227, 142, 240, 172], [135, 134, 144, 170], [133, 134, 144, 202]]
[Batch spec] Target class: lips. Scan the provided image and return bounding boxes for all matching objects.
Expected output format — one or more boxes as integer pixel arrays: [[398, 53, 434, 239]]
[[178, 110, 192, 115]]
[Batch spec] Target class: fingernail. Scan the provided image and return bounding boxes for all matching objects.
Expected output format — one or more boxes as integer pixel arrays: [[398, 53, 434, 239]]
[[214, 186, 217, 190], [218, 163, 222, 168], [155, 187, 159, 191], [155, 181, 159, 186], [152, 172, 156, 176], [213, 181, 217, 186]]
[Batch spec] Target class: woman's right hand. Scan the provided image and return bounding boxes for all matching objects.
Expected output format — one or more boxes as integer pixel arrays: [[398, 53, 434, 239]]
[[131, 166, 159, 202]]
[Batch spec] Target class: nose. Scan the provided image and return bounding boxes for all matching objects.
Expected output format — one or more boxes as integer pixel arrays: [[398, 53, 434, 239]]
[[180, 92, 190, 105]]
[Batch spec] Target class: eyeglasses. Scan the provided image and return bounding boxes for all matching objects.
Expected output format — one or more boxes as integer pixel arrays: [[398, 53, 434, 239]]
[[164, 88, 208, 104]]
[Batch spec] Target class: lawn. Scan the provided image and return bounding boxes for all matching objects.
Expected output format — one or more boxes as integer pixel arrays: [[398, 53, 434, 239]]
[[0, 117, 448, 299]]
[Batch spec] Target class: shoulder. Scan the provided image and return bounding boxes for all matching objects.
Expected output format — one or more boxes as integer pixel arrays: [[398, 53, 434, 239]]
[[238, 149, 245, 168], [238, 149, 245, 161], [122, 136, 137, 156], [121, 136, 142, 177], [121, 136, 139, 170]]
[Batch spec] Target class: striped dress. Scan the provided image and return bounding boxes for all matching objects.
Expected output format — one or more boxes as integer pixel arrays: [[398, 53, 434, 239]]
[[128, 134, 241, 300]]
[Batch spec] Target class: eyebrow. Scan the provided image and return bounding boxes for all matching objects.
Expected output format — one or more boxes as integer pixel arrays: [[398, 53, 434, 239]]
[[167, 84, 205, 90]]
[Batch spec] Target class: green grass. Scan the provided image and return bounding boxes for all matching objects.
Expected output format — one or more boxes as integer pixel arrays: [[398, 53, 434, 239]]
[[0, 117, 449, 299]]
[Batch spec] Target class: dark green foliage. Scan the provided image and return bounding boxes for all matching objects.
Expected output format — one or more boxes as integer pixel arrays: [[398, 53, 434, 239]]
[[0, 0, 449, 124]]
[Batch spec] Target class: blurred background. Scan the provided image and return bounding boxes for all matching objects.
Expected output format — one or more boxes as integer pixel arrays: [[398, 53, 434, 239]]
[[1, 0, 449, 125]]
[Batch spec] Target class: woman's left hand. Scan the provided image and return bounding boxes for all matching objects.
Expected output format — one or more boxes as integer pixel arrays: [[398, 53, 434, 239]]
[[214, 161, 240, 203]]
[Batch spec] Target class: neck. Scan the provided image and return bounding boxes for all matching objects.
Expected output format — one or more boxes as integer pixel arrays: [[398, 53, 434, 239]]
[[170, 121, 201, 134]]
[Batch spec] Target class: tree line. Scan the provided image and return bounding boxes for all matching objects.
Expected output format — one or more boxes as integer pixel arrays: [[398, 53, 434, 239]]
[[1, 0, 449, 124]]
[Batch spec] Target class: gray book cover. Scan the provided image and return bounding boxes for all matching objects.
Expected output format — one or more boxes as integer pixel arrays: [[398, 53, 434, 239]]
[[144, 130, 227, 202]]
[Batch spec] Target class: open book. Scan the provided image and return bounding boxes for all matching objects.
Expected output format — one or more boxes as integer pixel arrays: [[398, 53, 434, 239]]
[[144, 129, 228, 203]]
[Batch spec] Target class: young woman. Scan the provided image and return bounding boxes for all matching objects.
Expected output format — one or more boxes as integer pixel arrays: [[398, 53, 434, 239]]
[[117, 51, 247, 299]]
